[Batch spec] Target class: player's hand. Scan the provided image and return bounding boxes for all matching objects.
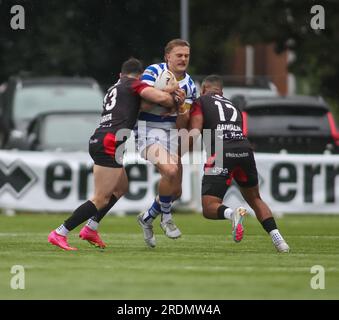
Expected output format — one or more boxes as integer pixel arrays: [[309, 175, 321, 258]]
[[160, 106, 176, 118], [178, 102, 191, 115], [163, 79, 179, 93], [172, 89, 186, 107]]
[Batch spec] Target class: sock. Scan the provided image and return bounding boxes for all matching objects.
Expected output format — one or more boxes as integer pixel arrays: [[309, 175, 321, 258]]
[[86, 219, 99, 231], [91, 195, 118, 223], [64, 200, 98, 231], [159, 195, 172, 223], [269, 229, 285, 245], [143, 199, 161, 224], [217, 205, 234, 220], [56, 224, 69, 236], [261, 217, 278, 233]]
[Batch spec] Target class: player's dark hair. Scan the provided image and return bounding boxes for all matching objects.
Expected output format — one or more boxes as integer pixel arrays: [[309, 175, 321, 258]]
[[121, 58, 144, 76], [164, 39, 190, 55], [202, 75, 223, 89]]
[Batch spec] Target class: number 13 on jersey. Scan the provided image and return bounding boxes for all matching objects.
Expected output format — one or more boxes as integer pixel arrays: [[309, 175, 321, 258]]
[[104, 87, 117, 111]]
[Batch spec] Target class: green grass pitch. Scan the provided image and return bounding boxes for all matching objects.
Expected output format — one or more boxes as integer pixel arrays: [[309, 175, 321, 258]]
[[0, 213, 338, 299]]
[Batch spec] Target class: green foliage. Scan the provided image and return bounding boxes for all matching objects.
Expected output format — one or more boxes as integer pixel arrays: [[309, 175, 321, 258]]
[[192, 0, 339, 103], [0, 0, 180, 88], [1, 0, 338, 103]]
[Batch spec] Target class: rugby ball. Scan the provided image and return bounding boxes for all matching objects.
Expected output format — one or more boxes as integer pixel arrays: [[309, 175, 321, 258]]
[[154, 69, 178, 90]]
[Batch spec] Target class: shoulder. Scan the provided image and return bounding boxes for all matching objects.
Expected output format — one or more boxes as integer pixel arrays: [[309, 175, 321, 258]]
[[141, 63, 166, 85], [200, 94, 217, 105], [123, 77, 150, 95], [143, 63, 165, 77]]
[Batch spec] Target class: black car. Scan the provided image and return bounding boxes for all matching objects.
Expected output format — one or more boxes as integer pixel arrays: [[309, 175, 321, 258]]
[[0, 76, 103, 149], [232, 95, 339, 154]]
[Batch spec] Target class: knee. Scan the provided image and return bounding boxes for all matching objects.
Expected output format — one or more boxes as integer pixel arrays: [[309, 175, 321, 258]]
[[172, 187, 182, 201], [202, 204, 214, 219], [162, 165, 179, 181], [113, 185, 128, 199]]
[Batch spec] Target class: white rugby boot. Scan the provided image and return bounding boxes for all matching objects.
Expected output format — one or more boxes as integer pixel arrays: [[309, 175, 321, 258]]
[[160, 219, 182, 239], [270, 230, 290, 253], [137, 213, 156, 248]]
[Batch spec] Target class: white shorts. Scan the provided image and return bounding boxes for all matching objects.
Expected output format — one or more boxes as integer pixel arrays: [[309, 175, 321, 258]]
[[135, 122, 178, 157]]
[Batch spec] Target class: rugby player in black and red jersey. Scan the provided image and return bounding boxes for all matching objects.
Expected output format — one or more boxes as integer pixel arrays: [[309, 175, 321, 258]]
[[189, 75, 289, 253], [48, 58, 185, 251]]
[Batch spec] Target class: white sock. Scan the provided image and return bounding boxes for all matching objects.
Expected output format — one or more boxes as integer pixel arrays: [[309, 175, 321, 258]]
[[56, 224, 69, 236], [161, 212, 173, 223], [224, 208, 234, 220], [86, 219, 99, 231], [269, 229, 284, 245]]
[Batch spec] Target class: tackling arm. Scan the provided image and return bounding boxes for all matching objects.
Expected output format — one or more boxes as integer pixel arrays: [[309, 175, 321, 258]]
[[139, 86, 177, 108]]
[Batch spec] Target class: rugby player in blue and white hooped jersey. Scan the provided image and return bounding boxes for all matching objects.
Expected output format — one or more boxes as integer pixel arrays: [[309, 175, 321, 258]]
[[136, 39, 196, 247]]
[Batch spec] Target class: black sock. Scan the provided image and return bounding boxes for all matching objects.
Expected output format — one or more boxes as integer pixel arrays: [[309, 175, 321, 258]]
[[261, 217, 277, 233], [64, 200, 98, 231], [91, 195, 118, 223], [217, 205, 228, 219]]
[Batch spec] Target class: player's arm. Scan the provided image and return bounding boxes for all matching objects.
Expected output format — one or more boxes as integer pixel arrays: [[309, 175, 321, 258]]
[[179, 100, 203, 155], [176, 102, 192, 129], [177, 81, 197, 129], [189, 100, 203, 149], [140, 86, 184, 108], [131, 78, 180, 109], [140, 64, 183, 109], [139, 64, 169, 109], [189, 104, 203, 134]]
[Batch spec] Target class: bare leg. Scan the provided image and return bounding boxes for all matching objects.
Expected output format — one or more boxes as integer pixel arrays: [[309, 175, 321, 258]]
[[141, 144, 182, 238], [240, 185, 290, 252], [91, 165, 128, 210], [239, 185, 273, 222], [62, 165, 127, 232], [88, 166, 128, 225], [201, 195, 223, 219]]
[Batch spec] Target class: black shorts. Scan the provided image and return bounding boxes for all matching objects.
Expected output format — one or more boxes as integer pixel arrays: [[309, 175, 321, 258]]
[[201, 147, 258, 199], [88, 131, 125, 168]]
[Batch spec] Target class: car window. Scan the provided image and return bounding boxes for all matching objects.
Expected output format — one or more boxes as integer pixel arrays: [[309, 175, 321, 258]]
[[246, 105, 327, 116], [246, 105, 330, 134], [13, 86, 103, 123], [39, 113, 99, 151]]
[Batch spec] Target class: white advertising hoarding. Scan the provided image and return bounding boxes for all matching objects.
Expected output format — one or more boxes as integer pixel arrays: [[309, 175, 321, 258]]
[[0, 150, 338, 214], [0, 150, 191, 213]]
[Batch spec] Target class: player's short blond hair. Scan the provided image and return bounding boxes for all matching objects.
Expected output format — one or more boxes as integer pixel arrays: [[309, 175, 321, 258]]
[[164, 39, 190, 61]]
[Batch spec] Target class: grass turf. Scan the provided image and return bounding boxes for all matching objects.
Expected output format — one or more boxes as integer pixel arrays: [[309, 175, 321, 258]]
[[0, 213, 338, 300]]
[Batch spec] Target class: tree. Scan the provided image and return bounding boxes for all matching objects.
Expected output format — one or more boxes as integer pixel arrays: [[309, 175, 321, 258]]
[[1, 0, 338, 103], [190, 0, 339, 101], [0, 0, 180, 87]]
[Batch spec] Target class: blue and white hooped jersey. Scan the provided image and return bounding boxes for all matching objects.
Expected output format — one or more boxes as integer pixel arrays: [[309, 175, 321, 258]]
[[138, 62, 196, 129]]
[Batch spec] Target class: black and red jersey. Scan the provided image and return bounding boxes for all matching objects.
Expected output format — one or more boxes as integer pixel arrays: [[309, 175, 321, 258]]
[[96, 76, 149, 133], [190, 93, 251, 150]]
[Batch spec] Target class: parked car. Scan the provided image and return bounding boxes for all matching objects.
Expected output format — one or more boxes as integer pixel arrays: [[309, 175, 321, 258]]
[[24, 111, 100, 151], [232, 95, 339, 154], [0, 76, 103, 149], [193, 75, 278, 99]]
